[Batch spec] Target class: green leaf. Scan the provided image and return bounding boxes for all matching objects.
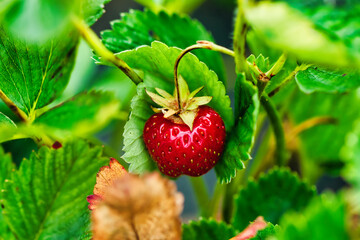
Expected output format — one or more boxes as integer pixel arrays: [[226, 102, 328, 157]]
[[0, 125, 46, 144], [244, 2, 360, 69], [341, 119, 360, 190], [232, 168, 316, 231], [35, 91, 120, 137], [82, 0, 112, 26], [0, 91, 119, 144], [122, 84, 158, 174], [1, 140, 109, 240], [0, 147, 11, 187], [215, 73, 259, 183], [182, 218, 237, 240], [277, 194, 349, 240], [120, 41, 233, 174], [284, 1, 360, 62], [101, 9, 226, 83], [0, 146, 15, 240], [287, 88, 360, 174], [295, 67, 360, 93], [2, 0, 109, 40], [247, 54, 270, 75], [251, 223, 280, 240], [0, 26, 78, 116], [2, 0, 75, 40], [134, 0, 205, 14], [0, 112, 15, 128]]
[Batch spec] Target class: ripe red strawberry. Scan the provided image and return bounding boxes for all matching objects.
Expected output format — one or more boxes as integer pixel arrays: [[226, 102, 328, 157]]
[[143, 46, 228, 177], [143, 105, 226, 177]]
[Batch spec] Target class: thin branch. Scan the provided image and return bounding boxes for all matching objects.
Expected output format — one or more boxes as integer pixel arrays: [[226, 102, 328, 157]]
[[72, 17, 143, 85], [260, 95, 287, 166]]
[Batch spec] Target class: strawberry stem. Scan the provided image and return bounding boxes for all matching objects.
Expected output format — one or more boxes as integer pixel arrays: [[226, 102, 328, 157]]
[[174, 42, 235, 109]]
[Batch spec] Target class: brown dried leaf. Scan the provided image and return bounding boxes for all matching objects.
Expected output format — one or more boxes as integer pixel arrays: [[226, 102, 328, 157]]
[[92, 172, 184, 240], [87, 158, 127, 210]]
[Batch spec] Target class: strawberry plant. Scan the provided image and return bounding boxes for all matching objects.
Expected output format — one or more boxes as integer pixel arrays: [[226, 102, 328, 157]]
[[0, 0, 359, 239]]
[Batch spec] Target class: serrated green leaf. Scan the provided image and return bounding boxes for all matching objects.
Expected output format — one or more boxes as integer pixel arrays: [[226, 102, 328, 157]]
[[0, 26, 78, 116], [244, 2, 360, 69], [182, 218, 237, 240], [277, 194, 349, 240], [295, 67, 360, 93], [82, 0, 111, 26], [120, 42, 233, 174], [0, 112, 15, 128], [247, 54, 270, 76], [232, 168, 316, 231], [134, 0, 205, 14], [101, 9, 226, 83], [215, 73, 259, 183], [252, 223, 280, 240], [122, 84, 158, 174], [0, 146, 15, 240], [1, 140, 109, 240], [287, 88, 360, 174], [35, 90, 120, 137]]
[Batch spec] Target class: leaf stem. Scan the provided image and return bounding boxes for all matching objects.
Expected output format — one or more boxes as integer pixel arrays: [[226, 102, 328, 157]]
[[188, 176, 210, 217], [265, 54, 287, 77], [0, 89, 28, 122], [222, 168, 246, 223], [260, 95, 286, 166], [233, 0, 248, 73], [268, 64, 310, 97], [208, 181, 225, 218], [196, 41, 235, 57], [72, 17, 143, 85]]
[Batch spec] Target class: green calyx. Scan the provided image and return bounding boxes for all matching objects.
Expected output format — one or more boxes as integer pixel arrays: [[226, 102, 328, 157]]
[[146, 75, 212, 130]]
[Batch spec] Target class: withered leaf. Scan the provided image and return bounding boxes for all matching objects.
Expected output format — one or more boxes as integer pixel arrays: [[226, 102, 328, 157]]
[[87, 158, 127, 210], [92, 172, 183, 240]]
